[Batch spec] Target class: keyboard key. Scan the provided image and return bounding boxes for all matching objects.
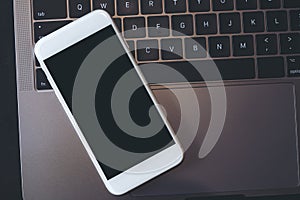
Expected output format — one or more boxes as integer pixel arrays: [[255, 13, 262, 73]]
[[69, 0, 91, 18], [172, 15, 194, 36], [113, 18, 122, 32], [236, 0, 257, 10], [36, 69, 52, 90], [219, 13, 241, 34], [184, 37, 207, 59], [209, 36, 230, 58], [34, 21, 71, 42], [161, 38, 183, 60], [212, 0, 234, 11], [148, 16, 169, 37], [233, 35, 254, 56], [267, 11, 288, 32], [208, 58, 255, 80], [287, 56, 300, 77], [93, 0, 115, 16], [280, 33, 300, 54], [117, 0, 139, 15], [290, 10, 300, 31], [144, 58, 255, 82], [188, 0, 210, 12], [124, 17, 146, 38], [256, 34, 278, 55], [126, 40, 135, 58], [260, 0, 281, 9], [258, 57, 284, 78], [165, 0, 187, 13], [35, 56, 40, 67], [126, 40, 134, 50], [243, 12, 264, 33], [284, 0, 300, 8], [196, 14, 217, 35], [141, 0, 162, 14], [137, 40, 159, 61], [33, 0, 67, 20]]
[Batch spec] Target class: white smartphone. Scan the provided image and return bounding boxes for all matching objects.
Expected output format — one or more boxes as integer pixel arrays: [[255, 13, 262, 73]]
[[34, 10, 183, 195]]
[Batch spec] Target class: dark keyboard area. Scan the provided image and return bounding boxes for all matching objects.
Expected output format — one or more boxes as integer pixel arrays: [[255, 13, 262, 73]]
[[32, 0, 300, 90]]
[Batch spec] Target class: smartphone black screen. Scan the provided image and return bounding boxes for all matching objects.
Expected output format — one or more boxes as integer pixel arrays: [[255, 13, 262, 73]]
[[44, 25, 174, 179]]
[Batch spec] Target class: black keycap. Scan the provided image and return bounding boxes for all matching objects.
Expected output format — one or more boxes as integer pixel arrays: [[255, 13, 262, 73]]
[[117, 0, 139, 15], [256, 34, 278, 55], [212, 0, 234, 11], [209, 36, 230, 58], [284, 0, 300, 8], [260, 0, 281, 9], [207, 58, 255, 80], [188, 0, 210, 12], [184, 37, 207, 59], [145, 58, 255, 82], [113, 18, 122, 32], [148, 16, 169, 37], [280, 33, 300, 54], [34, 21, 71, 42], [141, 0, 162, 14], [33, 0, 67, 20], [124, 17, 146, 38], [161, 38, 183, 60], [243, 12, 265, 33], [172, 15, 194, 36], [219, 13, 241, 34], [267, 11, 288, 32], [126, 40, 135, 58], [69, 0, 91, 18], [35, 56, 40, 67], [236, 0, 257, 10], [290, 10, 300, 31], [165, 0, 187, 13], [287, 56, 300, 77], [93, 0, 115, 16], [36, 69, 52, 90], [137, 40, 159, 61], [196, 14, 217, 35], [233, 35, 254, 56], [258, 57, 285, 78]]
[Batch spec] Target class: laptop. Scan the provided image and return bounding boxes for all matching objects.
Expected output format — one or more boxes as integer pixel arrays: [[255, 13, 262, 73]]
[[13, 0, 300, 199]]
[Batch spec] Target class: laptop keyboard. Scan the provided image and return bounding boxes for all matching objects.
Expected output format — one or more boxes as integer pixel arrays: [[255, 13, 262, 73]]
[[32, 0, 300, 90]]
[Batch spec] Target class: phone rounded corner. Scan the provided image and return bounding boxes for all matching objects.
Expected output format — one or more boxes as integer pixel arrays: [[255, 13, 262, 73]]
[[34, 41, 42, 58], [34, 38, 49, 63], [178, 149, 184, 164], [175, 145, 184, 165], [105, 183, 127, 196], [92, 9, 112, 20]]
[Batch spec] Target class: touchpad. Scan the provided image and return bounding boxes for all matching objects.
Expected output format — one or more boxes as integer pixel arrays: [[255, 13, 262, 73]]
[[132, 83, 300, 196]]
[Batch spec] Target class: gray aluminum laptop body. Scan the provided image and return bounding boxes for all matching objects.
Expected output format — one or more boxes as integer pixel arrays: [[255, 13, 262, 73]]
[[14, 0, 300, 199]]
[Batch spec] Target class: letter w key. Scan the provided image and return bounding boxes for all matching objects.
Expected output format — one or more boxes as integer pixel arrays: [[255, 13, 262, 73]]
[[93, 0, 115, 15]]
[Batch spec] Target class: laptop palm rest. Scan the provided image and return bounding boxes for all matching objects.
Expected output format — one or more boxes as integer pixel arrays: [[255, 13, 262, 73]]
[[132, 83, 299, 197]]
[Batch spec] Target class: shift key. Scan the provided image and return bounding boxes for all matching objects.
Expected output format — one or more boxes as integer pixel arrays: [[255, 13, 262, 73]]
[[33, 0, 67, 20]]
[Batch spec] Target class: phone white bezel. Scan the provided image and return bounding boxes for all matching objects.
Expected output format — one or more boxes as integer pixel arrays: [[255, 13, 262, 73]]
[[34, 10, 183, 195]]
